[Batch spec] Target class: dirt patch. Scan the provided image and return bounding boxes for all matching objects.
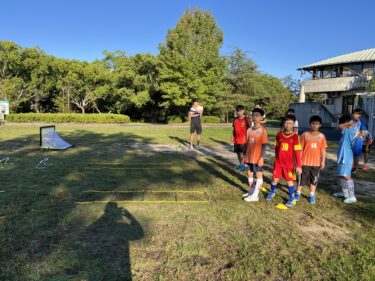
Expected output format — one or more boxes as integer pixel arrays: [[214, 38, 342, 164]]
[[298, 216, 351, 243]]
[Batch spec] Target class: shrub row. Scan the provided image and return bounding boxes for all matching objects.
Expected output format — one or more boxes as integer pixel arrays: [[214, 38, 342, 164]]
[[6, 113, 131, 123]]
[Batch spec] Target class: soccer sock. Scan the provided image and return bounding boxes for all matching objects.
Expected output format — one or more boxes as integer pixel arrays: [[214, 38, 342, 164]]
[[347, 179, 355, 199], [310, 192, 315, 196], [271, 184, 277, 194], [288, 185, 295, 200], [341, 180, 349, 198], [253, 178, 263, 197], [248, 177, 254, 192]]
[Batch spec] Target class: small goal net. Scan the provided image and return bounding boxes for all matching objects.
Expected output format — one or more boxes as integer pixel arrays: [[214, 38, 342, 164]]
[[40, 126, 73, 150]]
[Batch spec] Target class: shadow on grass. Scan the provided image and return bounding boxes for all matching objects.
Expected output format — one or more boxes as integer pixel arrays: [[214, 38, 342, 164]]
[[0, 129, 216, 280]]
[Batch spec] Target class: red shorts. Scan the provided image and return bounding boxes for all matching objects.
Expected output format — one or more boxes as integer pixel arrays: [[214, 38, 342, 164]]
[[273, 164, 296, 181]]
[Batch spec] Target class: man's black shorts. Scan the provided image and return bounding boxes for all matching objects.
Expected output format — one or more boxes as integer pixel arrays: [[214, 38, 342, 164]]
[[301, 166, 320, 186], [234, 144, 246, 154], [190, 121, 202, 134]]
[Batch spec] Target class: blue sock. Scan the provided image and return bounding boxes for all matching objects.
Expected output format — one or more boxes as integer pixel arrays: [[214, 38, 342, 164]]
[[288, 185, 295, 200], [271, 184, 277, 193]]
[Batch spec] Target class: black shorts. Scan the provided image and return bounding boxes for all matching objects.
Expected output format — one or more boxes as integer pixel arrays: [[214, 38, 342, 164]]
[[246, 163, 262, 172], [190, 120, 202, 134], [234, 144, 246, 154], [300, 166, 320, 186]]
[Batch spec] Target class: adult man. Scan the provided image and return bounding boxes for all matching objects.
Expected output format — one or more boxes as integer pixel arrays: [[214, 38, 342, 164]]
[[188, 99, 204, 149]]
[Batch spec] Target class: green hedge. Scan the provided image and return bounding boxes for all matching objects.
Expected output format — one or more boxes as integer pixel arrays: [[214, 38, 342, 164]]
[[201, 116, 221, 123], [6, 113, 130, 123], [167, 115, 184, 124]]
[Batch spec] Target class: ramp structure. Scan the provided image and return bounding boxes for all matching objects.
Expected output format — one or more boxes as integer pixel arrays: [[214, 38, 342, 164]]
[[40, 126, 73, 150]]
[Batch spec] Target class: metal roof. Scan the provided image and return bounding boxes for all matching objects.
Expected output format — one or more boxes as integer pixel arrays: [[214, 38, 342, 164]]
[[298, 48, 375, 70]]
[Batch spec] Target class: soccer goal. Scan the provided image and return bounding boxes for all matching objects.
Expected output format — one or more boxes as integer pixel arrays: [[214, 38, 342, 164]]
[[40, 126, 74, 150]]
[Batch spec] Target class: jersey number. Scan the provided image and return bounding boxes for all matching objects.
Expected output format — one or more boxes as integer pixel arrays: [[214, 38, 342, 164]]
[[281, 143, 289, 151], [311, 143, 317, 149]]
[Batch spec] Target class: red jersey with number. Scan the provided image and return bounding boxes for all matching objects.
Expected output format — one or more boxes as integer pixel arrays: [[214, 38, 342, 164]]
[[233, 117, 251, 144], [274, 131, 302, 169]]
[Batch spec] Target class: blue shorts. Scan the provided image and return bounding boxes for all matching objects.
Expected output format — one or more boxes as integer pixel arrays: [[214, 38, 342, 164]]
[[337, 163, 352, 177], [246, 163, 262, 172], [353, 138, 363, 157]]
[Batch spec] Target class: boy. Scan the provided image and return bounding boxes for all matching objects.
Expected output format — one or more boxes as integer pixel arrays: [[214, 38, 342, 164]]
[[295, 115, 327, 204], [279, 109, 298, 133], [242, 108, 268, 202], [266, 114, 302, 207], [333, 114, 361, 204], [188, 99, 204, 149], [232, 105, 252, 171], [362, 133, 373, 171], [352, 109, 367, 173]]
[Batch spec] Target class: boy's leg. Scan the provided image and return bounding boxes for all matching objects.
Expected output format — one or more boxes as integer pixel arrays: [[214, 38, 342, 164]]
[[344, 177, 356, 203], [266, 178, 278, 200], [295, 166, 309, 201], [244, 171, 262, 201], [243, 167, 254, 197]]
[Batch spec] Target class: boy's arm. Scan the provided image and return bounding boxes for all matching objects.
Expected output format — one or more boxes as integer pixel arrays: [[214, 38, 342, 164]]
[[338, 121, 353, 130], [320, 148, 326, 169]]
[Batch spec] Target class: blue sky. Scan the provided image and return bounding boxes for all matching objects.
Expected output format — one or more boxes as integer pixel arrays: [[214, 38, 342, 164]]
[[1, 0, 374, 78]]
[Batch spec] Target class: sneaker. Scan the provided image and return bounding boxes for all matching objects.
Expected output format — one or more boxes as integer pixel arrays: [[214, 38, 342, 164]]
[[234, 164, 241, 170], [244, 195, 259, 202], [242, 192, 250, 198], [332, 192, 346, 198], [285, 199, 296, 207], [294, 192, 301, 201], [309, 195, 316, 204], [266, 192, 275, 201], [343, 197, 357, 204], [189, 145, 193, 150], [362, 165, 368, 171]]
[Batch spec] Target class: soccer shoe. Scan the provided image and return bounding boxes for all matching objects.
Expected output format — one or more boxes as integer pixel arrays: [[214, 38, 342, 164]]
[[332, 192, 345, 198], [266, 192, 275, 201], [285, 199, 296, 207], [242, 192, 250, 198], [294, 192, 301, 201], [361, 165, 368, 171], [309, 195, 316, 204], [244, 195, 259, 202], [343, 197, 357, 204], [234, 164, 241, 170]]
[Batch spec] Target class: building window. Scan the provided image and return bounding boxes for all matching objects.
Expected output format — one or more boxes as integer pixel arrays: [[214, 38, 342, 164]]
[[352, 64, 363, 76], [342, 65, 352, 77]]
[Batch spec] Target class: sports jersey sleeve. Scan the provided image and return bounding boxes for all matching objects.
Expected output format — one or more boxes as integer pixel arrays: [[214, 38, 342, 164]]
[[360, 121, 367, 131], [293, 134, 302, 151], [321, 135, 327, 149], [262, 128, 268, 144], [300, 133, 306, 149]]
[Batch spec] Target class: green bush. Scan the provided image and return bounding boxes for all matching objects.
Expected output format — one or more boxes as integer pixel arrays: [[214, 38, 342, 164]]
[[167, 115, 184, 124], [201, 116, 221, 123], [6, 113, 130, 123]]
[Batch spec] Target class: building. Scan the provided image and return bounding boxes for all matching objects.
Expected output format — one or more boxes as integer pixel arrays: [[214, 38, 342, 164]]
[[290, 48, 375, 137]]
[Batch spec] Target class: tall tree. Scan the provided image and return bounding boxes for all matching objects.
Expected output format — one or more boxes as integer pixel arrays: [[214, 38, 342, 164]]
[[157, 8, 226, 115]]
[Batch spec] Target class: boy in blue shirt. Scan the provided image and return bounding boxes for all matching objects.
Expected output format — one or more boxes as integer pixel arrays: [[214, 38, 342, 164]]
[[352, 108, 367, 173], [333, 114, 362, 204]]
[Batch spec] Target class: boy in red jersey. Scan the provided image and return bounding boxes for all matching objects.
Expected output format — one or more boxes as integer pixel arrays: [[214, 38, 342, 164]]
[[266, 114, 302, 207], [295, 115, 327, 204], [232, 105, 252, 171], [243, 108, 268, 202]]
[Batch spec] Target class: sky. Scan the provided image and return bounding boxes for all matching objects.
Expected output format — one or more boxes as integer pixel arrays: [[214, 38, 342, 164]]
[[1, 0, 374, 78]]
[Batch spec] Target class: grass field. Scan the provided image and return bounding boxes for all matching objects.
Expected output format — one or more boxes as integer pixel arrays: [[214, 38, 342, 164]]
[[0, 123, 374, 281]]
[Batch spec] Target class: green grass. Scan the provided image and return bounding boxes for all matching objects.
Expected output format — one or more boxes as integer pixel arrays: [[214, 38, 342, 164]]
[[0, 124, 374, 281]]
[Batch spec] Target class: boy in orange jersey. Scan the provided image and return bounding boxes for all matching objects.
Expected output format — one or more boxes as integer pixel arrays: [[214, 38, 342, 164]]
[[295, 115, 327, 204], [243, 108, 268, 202], [266, 114, 302, 207]]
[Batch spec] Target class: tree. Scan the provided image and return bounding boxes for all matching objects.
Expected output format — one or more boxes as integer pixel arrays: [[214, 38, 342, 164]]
[[157, 8, 226, 115]]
